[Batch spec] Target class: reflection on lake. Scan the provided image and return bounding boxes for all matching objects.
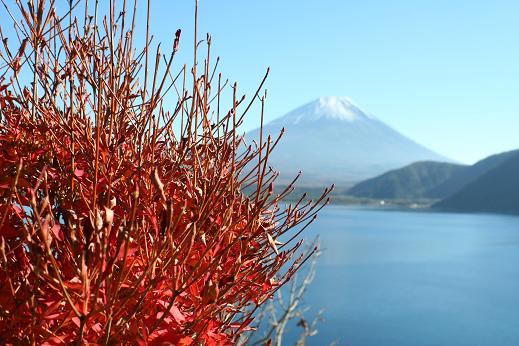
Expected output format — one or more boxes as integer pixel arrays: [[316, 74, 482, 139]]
[[285, 206, 519, 345]]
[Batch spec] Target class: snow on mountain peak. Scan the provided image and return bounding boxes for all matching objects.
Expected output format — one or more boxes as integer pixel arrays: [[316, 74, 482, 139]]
[[316, 96, 371, 120], [273, 96, 376, 125]]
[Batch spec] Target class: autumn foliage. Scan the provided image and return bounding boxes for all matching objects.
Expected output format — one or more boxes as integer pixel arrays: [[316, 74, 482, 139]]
[[0, 0, 330, 344]]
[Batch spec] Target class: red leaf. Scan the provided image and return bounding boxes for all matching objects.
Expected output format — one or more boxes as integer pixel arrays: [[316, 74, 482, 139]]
[[74, 169, 84, 177], [51, 224, 63, 241], [157, 300, 185, 324], [71, 317, 81, 328]]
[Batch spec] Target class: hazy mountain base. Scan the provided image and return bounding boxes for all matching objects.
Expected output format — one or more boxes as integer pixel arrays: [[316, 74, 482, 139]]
[[275, 185, 438, 209]]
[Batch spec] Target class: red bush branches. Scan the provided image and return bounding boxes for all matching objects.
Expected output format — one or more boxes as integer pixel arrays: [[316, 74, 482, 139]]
[[0, 1, 330, 344]]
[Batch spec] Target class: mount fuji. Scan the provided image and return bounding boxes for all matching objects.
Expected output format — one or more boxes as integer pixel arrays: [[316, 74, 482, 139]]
[[246, 96, 453, 187]]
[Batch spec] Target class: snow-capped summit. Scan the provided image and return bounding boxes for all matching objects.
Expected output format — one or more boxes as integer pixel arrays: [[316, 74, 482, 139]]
[[247, 97, 454, 187], [271, 96, 374, 125]]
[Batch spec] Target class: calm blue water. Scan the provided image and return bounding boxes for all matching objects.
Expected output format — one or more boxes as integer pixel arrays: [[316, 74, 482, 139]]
[[283, 206, 519, 345]]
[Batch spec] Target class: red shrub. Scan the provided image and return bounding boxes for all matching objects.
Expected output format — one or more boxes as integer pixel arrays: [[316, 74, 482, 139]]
[[0, 1, 330, 344]]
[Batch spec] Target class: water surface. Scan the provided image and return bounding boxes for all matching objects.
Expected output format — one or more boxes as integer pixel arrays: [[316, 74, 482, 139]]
[[283, 206, 519, 345]]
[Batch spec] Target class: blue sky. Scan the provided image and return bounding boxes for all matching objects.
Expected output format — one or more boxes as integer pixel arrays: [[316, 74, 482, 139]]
[[2, 1, 518, 163], [150, 0, 519, 164]]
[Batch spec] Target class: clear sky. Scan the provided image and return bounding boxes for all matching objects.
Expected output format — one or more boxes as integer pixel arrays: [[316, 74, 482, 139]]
[[146, 0, 519, 164], [2, 1, 518, 164]]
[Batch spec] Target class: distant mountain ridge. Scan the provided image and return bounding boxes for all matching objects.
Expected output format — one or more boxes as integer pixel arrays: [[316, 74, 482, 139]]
[[345, 148, 519, 214], [428, 149, 519, 198], [348, 161, 467, 200], [247, 96, 453, 187], [434, 150, 519, 213]]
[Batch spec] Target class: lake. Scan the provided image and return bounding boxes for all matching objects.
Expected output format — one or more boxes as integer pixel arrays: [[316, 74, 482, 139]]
[[281, 206, 519, 345]]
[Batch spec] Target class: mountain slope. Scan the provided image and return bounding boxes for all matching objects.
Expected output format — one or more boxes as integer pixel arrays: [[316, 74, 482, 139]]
[[347, 161, 467, 200], [427, 149, 519, 198], [434, 151, 519, 213], [246, 97, 453, 187]]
